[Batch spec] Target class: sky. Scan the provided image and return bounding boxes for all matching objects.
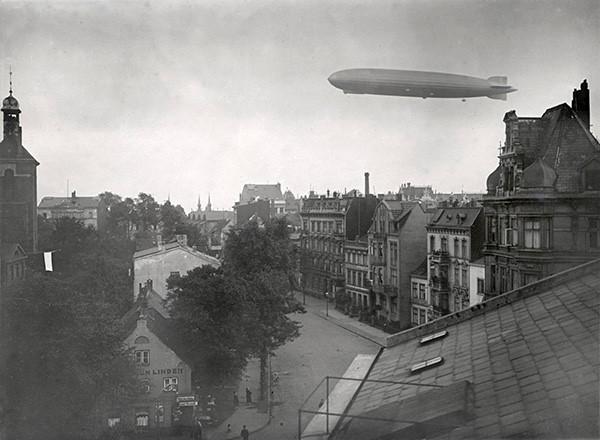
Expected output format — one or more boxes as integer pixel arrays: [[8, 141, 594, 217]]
[[0, 0, 598, 213]]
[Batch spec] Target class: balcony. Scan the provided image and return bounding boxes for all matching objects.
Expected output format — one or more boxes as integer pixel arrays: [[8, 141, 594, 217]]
[[383, 285, 398, 297], [430, 250, 450, 264], [372, 283, 384, 294], [430, 275, 449, 291], [370, 255, 386, 266]]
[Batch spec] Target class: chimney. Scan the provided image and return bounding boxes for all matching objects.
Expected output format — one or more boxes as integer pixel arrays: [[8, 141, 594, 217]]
[[71, 191, 76, 203], [176, 234, 188, 247], [572, 79, 590, 129], [364, 172, 370, 196]]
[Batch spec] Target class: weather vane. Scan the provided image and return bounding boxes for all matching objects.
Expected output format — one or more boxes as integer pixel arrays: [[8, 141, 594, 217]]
[[9, 66, 13, 95]]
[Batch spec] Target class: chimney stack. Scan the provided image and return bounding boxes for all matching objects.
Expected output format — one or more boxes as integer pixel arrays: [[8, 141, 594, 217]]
[[572, 79, 590, 129], [364, 172, 370, 196]]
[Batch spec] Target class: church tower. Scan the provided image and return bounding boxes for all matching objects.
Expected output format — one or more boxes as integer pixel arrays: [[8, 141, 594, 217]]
[[0, 75, 39, 253]]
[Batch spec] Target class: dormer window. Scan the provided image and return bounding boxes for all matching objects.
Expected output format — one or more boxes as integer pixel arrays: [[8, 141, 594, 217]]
[[582, 159, 600, 191]]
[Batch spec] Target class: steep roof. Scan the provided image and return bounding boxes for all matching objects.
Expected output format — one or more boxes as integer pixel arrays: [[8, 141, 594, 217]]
[[1, 243, 27, 262], [381, 200, 418, 221], [240, 183, 283, 204], [337, 260, 600, 439], [427, 207, 482, 229], [521, 158, 558, 189], [133, 241, 221, 267], [38, 196, 103, 209]]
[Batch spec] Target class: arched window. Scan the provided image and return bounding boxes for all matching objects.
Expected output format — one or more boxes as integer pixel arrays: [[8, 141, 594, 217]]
[[2, 169, 15, 201], [134, 336, 150, 344]]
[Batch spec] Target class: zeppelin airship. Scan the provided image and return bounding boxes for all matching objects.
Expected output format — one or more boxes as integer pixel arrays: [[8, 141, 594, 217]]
[[328, 69, 517, 101]]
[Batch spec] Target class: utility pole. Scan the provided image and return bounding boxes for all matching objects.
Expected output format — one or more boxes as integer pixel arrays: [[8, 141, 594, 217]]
[[267, 352, 272, 422]]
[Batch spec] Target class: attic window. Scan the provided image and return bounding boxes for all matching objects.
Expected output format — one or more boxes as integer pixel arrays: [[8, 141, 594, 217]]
[[410, 356, 444, 374], [420, 330, 448, 345]]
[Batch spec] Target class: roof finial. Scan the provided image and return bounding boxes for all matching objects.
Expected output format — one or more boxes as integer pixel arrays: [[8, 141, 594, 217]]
[[9, 66, 13, 96]]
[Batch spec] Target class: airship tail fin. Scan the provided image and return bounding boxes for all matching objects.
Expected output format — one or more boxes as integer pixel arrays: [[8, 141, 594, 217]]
[[488, 93, 508, 101], [488, 76, 508, 84]]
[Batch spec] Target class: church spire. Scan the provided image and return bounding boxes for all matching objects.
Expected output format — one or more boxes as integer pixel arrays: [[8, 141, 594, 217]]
[[2, 67, 21, 143], [206, 193, 212, 212], [197, 194, 202, 212]]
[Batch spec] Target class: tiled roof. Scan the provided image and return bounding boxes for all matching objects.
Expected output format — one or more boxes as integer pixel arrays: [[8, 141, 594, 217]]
[[428, 207, 482, 229], [38, 196, 102, 209], [382, 200, 418, 221], [337, 260, 599, 439], [240, 183, 283, 204]]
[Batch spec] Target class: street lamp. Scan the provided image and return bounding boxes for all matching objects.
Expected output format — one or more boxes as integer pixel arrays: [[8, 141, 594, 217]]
[[325, 291, 329, 317]]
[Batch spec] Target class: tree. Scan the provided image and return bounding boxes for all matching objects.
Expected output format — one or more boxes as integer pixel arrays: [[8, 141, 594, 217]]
[[165, 266, 255, 387], [223, 217, 303, 399], [135, 193, 160, 231], [36, 216, 135, 317], [0, 274, 139, 440], [160, 200, 187, 242]]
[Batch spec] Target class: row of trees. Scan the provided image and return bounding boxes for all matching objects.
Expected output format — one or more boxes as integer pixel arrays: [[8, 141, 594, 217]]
[[166, 217, 304, 399], [99, 192, 206, 249]]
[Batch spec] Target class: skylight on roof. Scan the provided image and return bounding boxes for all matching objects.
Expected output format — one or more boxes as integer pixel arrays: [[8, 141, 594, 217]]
[[420, 330, 448, 345], [410, 356, 444, 374]]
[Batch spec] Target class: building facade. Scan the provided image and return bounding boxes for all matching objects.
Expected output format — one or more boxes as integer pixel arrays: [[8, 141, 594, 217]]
[[368, 199, 428, 330], [427, 207, 485, 318], [409, 260, 429, 326], [344, 235, 371, 310], [133, 235, 221, 301], [483, 80, 600, 295], [38, 191, 108, 232], [300, 189, 378, 298], [117, 282, 195, 433]]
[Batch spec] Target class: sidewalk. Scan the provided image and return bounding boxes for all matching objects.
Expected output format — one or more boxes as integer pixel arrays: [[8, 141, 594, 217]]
[[297, 292, 389, 347], [209, 357, 270, 440]]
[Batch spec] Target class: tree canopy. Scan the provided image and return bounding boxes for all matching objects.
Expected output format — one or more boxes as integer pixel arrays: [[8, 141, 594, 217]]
[[0, 274, 139, 440], [166, 217, 303, 396]]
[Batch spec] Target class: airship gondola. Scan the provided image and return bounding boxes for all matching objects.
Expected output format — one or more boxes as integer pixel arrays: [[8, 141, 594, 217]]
[[328, 69, 517, 100]]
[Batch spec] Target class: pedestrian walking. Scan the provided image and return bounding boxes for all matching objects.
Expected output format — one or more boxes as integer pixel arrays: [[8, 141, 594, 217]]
[[246, 387, 252, 404], [240, 425, 250, 440], [233, 391, 239, 406], [190, 419, 203, 440]]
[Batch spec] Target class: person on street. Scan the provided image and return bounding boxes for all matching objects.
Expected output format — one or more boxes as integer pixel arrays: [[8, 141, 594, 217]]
[[241, 425, 250, 440], [233, 391, 239, 406], [246, 387, 253, 404], [190, 419, 203, 440]]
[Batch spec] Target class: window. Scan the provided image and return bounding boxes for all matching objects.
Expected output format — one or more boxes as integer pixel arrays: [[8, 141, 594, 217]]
[[390, 242, 398, 266], [454, 266, 459, 284], [135, 350, 150, 365], [136, 412, 149, 427], [430, 235, 435, 252], [170, 271, 180, 278], [506, 217, 518, 246], [477, 278, 484, 293], [412, 307, 419, 324], [411, 282, 418, 298], [419, 283, 426, 300], [462, 268, 468, 287], [134, 336, 149, 344], [419, 309, 426, 324], [461, 239, 468, 259], [108, 417, 121, 428], [454, 295, 461, 312], [524, 218, 542, 248], [140, 378, 150, 393], [441, 237, 448, 252], [589, 218, 599, 249], [454, 238, 459, 257], [163, 377, 179, 391]]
